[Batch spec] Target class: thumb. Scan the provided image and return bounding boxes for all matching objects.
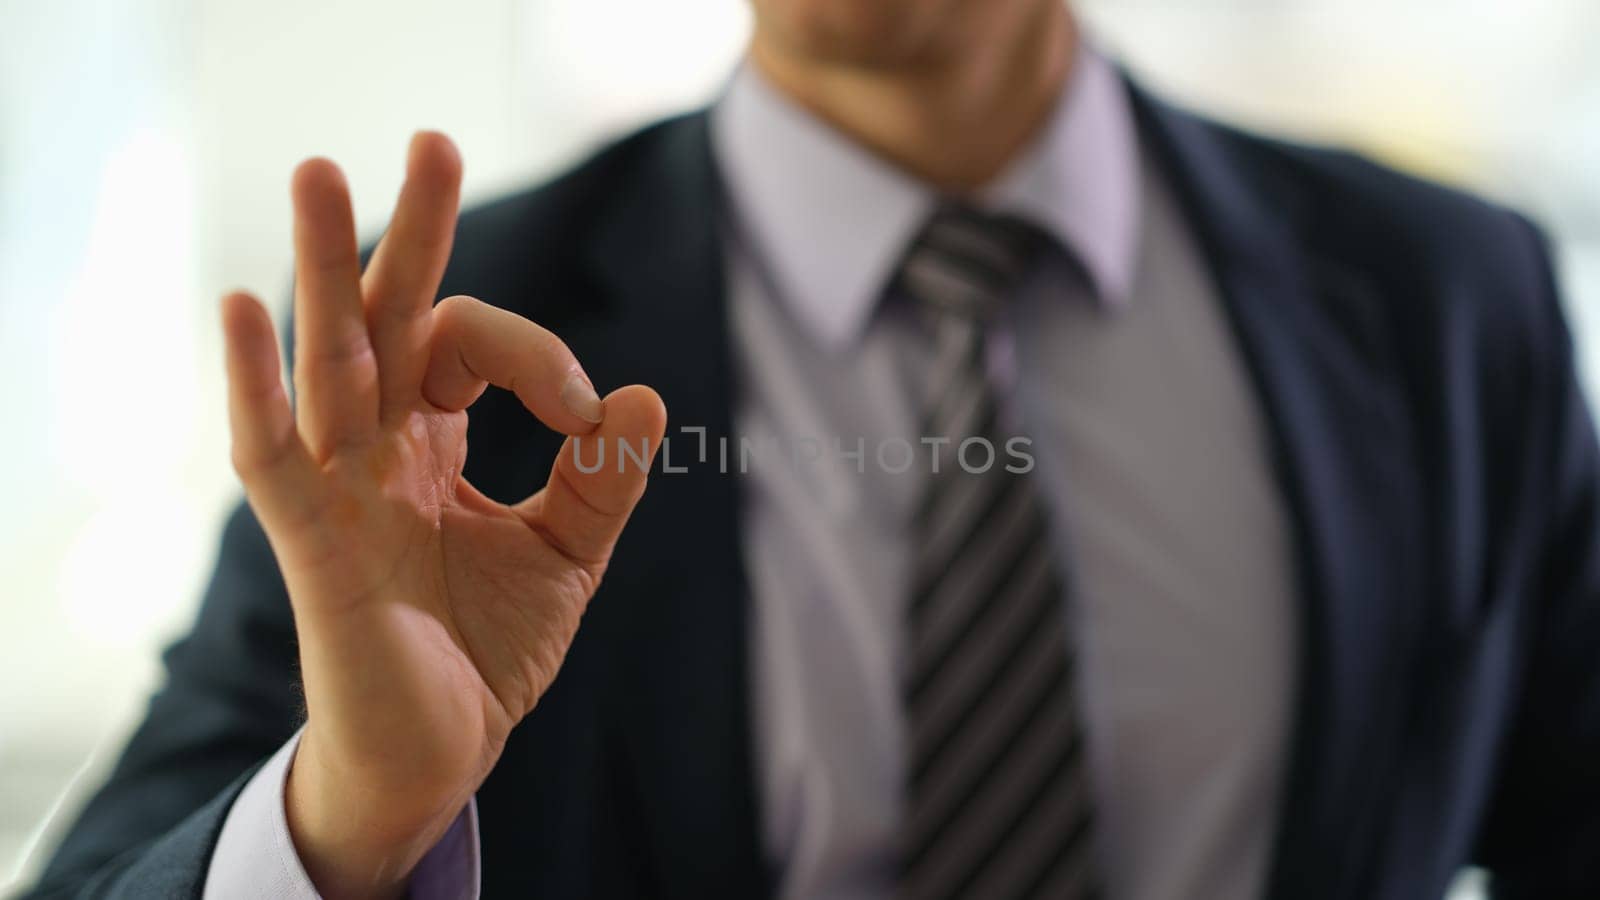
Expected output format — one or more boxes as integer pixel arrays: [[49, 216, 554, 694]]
[[517, 384, 667, 567]]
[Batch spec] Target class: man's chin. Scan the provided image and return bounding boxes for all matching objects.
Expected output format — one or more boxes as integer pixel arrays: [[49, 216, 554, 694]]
[[751, 0, 955, 70]]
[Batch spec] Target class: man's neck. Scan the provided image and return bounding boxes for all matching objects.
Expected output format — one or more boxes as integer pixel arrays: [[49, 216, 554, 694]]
[[748, 2, 1077, 192]]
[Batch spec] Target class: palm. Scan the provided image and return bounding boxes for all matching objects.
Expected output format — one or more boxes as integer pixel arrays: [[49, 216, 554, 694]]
[[282, 405, 560, 789], [219, 133, 664, 838]]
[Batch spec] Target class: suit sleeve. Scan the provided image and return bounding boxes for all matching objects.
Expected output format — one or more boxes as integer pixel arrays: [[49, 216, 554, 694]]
[[22, 502, 305, 899], [1477, 219, 1600, 897], [202, 729, 482, 900]]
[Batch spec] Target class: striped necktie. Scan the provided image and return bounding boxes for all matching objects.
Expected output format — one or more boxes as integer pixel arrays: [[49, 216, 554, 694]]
[[896, 205, 1099, 900]]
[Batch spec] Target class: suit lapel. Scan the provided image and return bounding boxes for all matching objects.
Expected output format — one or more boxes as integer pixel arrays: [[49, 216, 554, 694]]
[[581, 113, 771, 897], [1131, 87, 1428, 897]]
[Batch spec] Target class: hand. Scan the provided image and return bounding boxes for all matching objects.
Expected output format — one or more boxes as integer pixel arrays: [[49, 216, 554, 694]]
[[220, 132, 666, 899]]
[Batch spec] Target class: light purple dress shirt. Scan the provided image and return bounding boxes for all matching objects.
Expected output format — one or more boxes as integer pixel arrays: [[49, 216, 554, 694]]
[[206, 48, 1298, 900]]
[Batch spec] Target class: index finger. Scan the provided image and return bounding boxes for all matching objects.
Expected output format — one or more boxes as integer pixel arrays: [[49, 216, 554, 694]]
[[420, 295, 604, 435]]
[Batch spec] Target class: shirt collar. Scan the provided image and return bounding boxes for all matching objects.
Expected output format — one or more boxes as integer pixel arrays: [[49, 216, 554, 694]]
[[709, 46, 1141, 349]]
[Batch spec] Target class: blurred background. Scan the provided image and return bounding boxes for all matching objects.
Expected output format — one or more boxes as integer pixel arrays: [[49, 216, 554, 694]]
[[0, 0, 1594, 893]]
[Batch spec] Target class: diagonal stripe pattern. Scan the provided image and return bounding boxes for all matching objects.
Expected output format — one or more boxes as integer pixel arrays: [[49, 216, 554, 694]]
[[896, 205, 1099, 900]]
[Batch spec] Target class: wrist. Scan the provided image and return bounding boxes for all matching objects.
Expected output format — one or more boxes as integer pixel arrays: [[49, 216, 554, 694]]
[[284, 728, 466, 900]]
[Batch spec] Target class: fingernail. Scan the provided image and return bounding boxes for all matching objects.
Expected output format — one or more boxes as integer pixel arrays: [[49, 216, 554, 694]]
[[561, 372, 604, 424]]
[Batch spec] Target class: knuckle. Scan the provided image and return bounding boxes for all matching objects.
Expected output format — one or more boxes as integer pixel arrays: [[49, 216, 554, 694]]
[[298, 328, 375, 369], [229, 445, 273, 481], [433, 294, 479, 325], [230, 435, 300, 483], [228, 445, 255, 478], [540, 330, 573, 361]]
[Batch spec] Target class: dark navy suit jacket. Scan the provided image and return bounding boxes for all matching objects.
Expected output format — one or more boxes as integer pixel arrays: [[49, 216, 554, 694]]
[[27, 82, 1600, 899]]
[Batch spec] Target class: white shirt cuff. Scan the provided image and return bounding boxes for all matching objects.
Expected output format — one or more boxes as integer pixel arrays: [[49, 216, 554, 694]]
[[203, 729, 481, 899]]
